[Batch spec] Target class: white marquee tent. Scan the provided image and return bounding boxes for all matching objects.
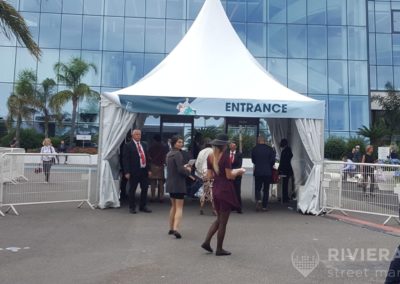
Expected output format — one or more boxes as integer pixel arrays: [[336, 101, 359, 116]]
[[98, 0, 325, 214]]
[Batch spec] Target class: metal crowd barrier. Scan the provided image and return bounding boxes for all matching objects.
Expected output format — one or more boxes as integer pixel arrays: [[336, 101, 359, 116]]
[[0, 153, 96, 216], [320, 160, 400, 225], [0, 147, 27, 184]]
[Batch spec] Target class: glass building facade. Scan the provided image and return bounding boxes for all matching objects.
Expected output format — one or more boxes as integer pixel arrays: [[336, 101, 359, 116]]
[[0, 0, 398, 138]]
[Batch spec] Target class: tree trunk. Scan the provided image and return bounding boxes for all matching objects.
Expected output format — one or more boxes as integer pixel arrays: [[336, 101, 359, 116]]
[[70, 98, 78, 147], [44, 109, 49, 138], [16, 114, 22, 148]]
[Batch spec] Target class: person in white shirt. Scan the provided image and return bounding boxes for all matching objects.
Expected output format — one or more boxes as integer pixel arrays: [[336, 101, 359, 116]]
[[195, 138, 215, 215], [342, 155, 356, 181], [40, 138, 57, 182]]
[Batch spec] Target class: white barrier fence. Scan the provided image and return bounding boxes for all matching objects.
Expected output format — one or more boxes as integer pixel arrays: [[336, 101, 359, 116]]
[[0, 147, 27, 184], [0, 153, 96, 216], [320, 160, 400, 225]]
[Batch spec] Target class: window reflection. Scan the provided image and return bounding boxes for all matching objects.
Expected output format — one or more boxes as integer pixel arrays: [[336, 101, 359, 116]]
[[247, 0, 266, 23], [307, 0, 326, 24], [103, 17, 124, 51], [329, 96, 349, 131], [82, 16, 103, 51], [268, 58, 287, 85], [126, 0, 145, 17], [348, 61, 368, 95], [269, 0, 286, 23], [376, 33, 392, 65], [166, 20, 186, 52], [82, 51, 102, 86], [37, 49, 59, 82], [288, 25, 306, 58], [308, 26, 327, 59], [15, 48, 37, 80], [308, 60, 327, 94], [61, 15, 82, 49], [349, 96, 368, 131], [288, 59, 307, 93], [84, 0, 104, 15], [145, 19, 165, 53], [247, 23, 266, 57], [287, 0, 306, 24], [102, 52, 123, 87], [146, 0, 166, 18], [227, 1, 246, 22], [327, 0, 346, 25], [41, 0, 61, 13], [144, 53, 165, 75], [187, 0, 204, 20], [105, 0, 124, 16], [232, 22, 246, 45], [123, 53, 144, 86], [63, 0, 83, 14], [20, 0, 40, 12], [39, 14, 61, 48], [370, 65, 377, 90], [167, 0, 186, 19], [328, 26, 347, 59], [348, 27, 367, 60], [125, 18, 145, 52], [0, 83, 13, 117], [328, 60, 348, 94], [268, 24, 287, 57], [375, 2, 391, 32], [0, 47, 16, 82], [347, 0, 366, 26], [377, 66, 393, 89]]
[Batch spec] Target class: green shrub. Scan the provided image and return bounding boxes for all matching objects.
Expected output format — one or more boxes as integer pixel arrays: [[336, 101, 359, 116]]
[[346, 137, 366, 155], [0, 128, 44, 150], [325, 136, 346, 160]]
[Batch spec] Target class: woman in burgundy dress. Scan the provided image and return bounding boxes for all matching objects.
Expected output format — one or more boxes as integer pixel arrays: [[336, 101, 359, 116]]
[[201, 134, 245, 256]]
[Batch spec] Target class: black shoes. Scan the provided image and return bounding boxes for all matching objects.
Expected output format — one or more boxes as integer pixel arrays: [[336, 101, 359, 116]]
[[173, 231, 182, 239], [139, 207, 152, 213], [237, 209, 243, 214], [168, 230, 174, 235], [201, 243, 213, 253], [129, 209, 137, 214], [216, 249, 231, 256]]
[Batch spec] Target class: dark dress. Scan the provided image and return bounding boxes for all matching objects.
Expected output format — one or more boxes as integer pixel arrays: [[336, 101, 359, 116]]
[[207, 153, 240, 213]]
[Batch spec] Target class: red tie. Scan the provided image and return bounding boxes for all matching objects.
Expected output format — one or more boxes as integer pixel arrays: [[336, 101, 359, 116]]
[[136, 142, 146, 167], [230, 152, 234, 164]]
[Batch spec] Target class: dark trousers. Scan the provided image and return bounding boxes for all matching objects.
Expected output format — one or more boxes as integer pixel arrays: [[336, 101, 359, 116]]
[[281, 175, 292, 203], [43, 161, 52, 182], [385, 245, 400, 284], [363, 172, 375, 193], [120, 174, 128, 201], [233, 177, 242, 208], [128, 169, 149, 210], [255, 176, 271, 208]]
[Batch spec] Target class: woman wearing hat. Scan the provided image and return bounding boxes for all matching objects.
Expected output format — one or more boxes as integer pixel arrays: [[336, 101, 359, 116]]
[[201, 133, 245, 256]]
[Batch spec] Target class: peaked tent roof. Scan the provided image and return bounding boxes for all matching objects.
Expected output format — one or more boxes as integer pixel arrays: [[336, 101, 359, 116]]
[[103, 0, 324, 119]]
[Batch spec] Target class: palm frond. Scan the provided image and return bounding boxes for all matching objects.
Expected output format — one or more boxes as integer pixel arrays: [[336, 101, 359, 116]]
[[0, 0, 41, 59]]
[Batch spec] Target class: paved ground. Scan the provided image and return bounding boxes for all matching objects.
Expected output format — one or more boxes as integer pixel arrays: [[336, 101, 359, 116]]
[[1, 192, 399, 284]]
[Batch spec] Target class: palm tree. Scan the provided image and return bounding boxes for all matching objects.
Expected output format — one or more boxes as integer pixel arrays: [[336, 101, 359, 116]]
[[7, 70, 37, 147], [52, 57, 99, 146], [0, 0, 41, 59], [32, 78, 57, 138], [357, 120, 389, 146]]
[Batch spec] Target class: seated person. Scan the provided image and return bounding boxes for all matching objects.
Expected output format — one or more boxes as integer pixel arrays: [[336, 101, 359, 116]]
[[342, 155, 356, 180]]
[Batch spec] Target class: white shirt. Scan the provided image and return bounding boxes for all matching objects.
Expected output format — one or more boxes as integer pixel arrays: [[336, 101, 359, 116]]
[[195, 147, 213, 178], [41, 145, 56, 161]]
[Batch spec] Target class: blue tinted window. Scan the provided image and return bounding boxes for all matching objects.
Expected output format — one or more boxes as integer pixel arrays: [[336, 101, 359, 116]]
[[144, 53, 165, 75], [187, 0, 204, 20], [347, 0, 366, 26], [369, 33, 376, 64], [348, 27, 367, 60], [145, 19, 165, 53], [329, 96, 349, 131], [375, 2, 391, 32], [63, 0, 83, 14], [105, 0, 125, 16], [308, 26, 327, 59], [288, 25, 306, 58], [167, 0, 186, 19], [59, 50, 81, 66], [125, 18, 145, 52], [81, 51, 102, 86], [247, 23, 266, 57], [61, 15, 82, 49], [20, 0, 40, 12], [268, 58, 287, 85], [15, 48, 37, 80], [39, 14, 61, 48], [166, 20, 186, 53], [232, 22, 246, 45], [370, 65, 377, 90], [393, 34, 400, 65], [82, 16, 103, 50], [349, 96, 369, 131], [287, 0, 306, 24], [146, 0, 167, 18], [227, 1, 246, 22], [327, 0, 346, 25], [307, 0, 326, 24], [310, 94, 329, 129], [368, 1, 375, 32], [328, 26, 347, 59], [376, 33, 392, 65], [328, 60, 348, 94], [256, 57, 267, 69], [103, 17, 124, 51], [37, 49, 59, 82], [84, 0, 104, 15], [377, 66, 393, 89], [41, 0, 61, 13], [102, 52, 123, 87], [308, 60, 327, 94], [348, 61, 368, 95], [268, 24, 287, 57], [0, 47, 16, 82], [269, 0, 286, 23], [126, 0, 145, 17], [394, 67, 400, 90], [123, 53, 144, 86], [288, 59, 307, 93], [247, 0, 266, 22]]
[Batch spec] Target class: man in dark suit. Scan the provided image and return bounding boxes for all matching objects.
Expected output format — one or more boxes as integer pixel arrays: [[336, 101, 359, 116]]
[[251, 135, 275, 211], [229, 141, 243, 213], [123, 129, 152, 214]]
